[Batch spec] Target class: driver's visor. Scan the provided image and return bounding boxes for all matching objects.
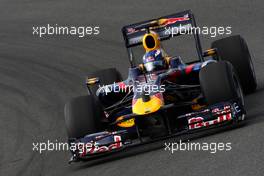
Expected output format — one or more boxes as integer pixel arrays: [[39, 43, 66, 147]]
[[144, 60, 164, 72]]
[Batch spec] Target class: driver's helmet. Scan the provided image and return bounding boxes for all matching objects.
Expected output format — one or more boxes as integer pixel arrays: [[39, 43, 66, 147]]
[[143, 49, 166, 72], [142, 31, 166, 72]]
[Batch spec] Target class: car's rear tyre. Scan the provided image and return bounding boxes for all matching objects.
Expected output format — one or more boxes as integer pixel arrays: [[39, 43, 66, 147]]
[[88, 68, 122, 95], [199, 61, 244, 106], [64, 95, 104, 139], [212, 35, 257, 94]]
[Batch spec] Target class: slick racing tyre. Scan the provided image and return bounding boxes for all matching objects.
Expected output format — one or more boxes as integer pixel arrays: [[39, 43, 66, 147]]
[[199, 61, 244, 106], [88, 68, 122, 96], [64, 95, 104, 138], [212, 35, 257, 94]]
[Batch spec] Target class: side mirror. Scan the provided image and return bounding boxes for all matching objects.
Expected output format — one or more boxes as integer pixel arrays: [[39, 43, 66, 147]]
[[203, 48, 217, 57], [86, 77, 100, 85], [203, 48, 219, 61]]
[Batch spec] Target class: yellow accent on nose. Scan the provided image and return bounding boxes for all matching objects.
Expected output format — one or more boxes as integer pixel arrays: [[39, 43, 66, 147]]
[[132, 95, 163, 115], [116, 116, 135, 128]]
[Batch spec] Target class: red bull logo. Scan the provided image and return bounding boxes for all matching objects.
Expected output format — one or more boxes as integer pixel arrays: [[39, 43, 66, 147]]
[[79, 135, 122, 156], [159, 15, 190, 26]]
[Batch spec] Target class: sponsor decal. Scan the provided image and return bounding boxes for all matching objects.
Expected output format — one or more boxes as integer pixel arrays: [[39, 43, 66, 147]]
[[158, 14, 190, 26], [126, 14, 189, 34], [80, 135, 122, 156], [188, 113, 232, 130]]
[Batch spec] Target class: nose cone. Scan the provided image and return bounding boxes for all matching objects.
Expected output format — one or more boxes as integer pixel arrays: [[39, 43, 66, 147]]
[[142, 90, 151, 102], [132, 93, 164, 115]]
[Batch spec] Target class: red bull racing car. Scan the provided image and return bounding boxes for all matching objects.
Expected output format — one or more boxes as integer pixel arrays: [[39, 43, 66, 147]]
[[64, 10, 257, 163]]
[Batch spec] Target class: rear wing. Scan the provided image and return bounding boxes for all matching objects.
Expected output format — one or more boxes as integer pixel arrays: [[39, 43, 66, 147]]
[[122, 10, 199, 48], [122, 10, 204, 66]]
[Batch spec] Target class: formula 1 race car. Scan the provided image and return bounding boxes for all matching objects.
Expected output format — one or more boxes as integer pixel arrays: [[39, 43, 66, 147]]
[[64, 10, 257, 163]]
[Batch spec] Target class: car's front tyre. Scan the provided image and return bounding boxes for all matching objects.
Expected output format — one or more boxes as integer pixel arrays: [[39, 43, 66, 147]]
[[212, 35, 257, 94], [199, 61, 244, 109], [64, 95, 104, 139]]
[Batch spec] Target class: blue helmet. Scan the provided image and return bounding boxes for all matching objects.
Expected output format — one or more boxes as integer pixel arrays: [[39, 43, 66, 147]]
[[143, 49, 166, 72]]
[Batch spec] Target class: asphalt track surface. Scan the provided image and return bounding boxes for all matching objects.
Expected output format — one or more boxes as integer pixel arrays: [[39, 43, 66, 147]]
[[0, 0, 263, 176]]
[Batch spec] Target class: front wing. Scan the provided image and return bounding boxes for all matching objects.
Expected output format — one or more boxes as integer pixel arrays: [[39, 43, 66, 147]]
[[68, 100, 244, 163]]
